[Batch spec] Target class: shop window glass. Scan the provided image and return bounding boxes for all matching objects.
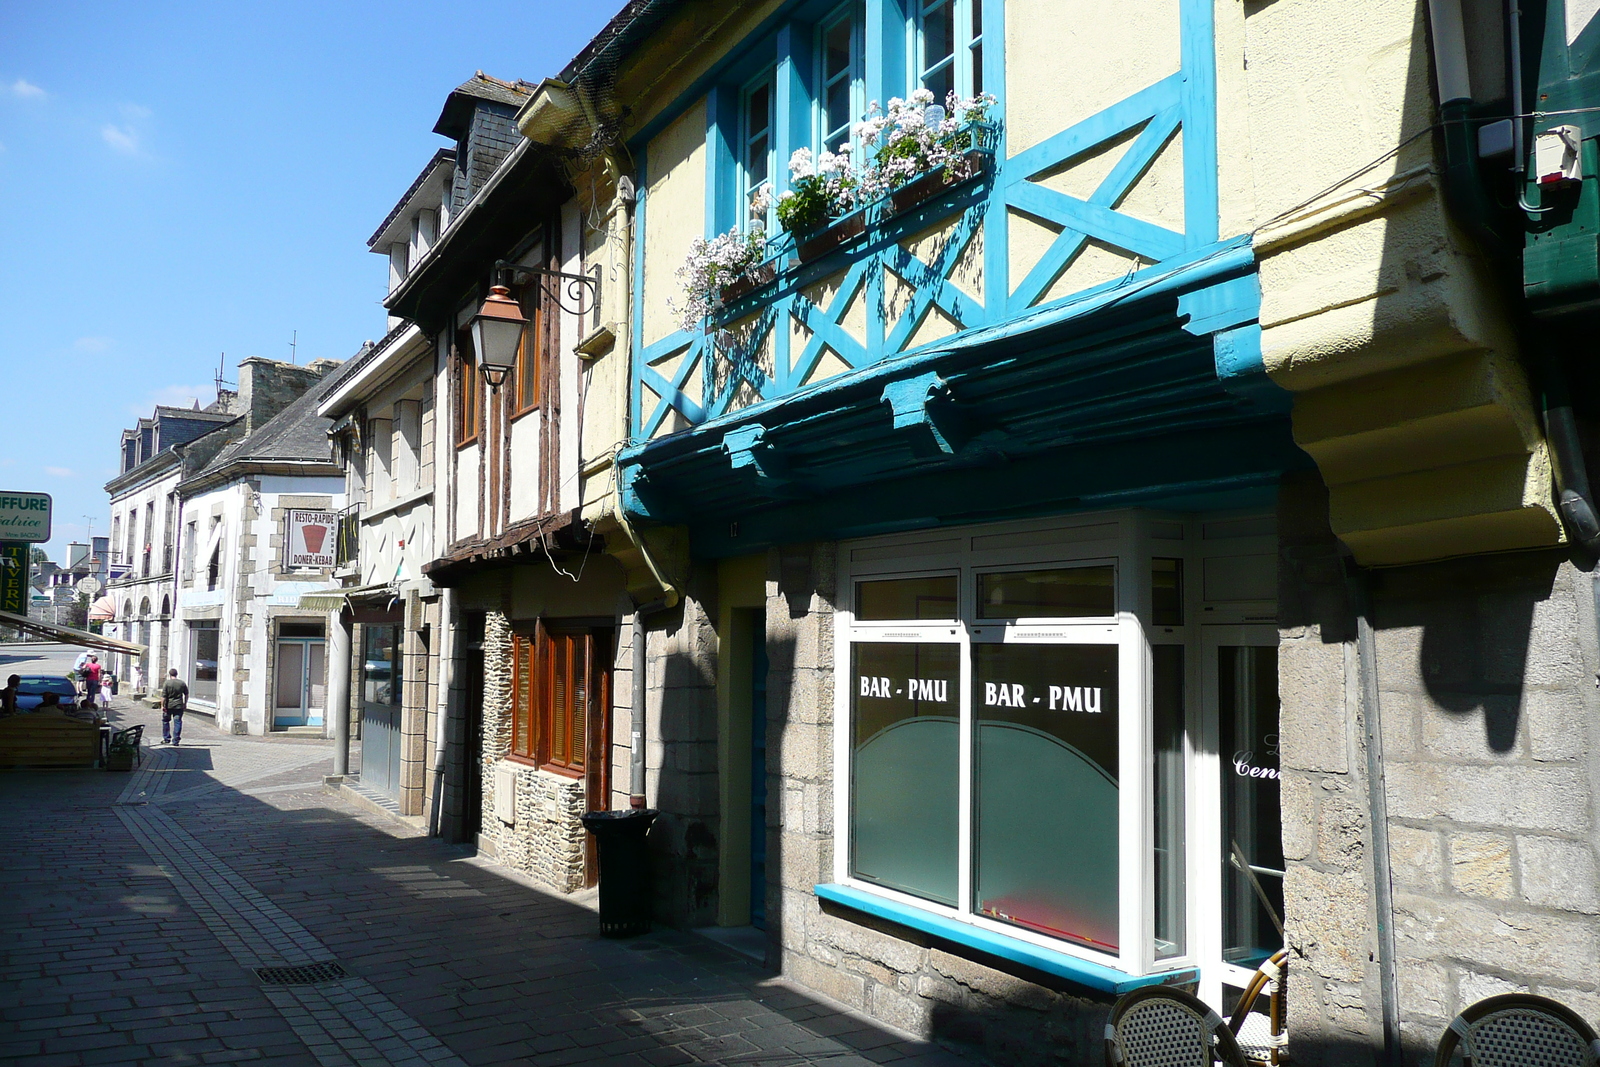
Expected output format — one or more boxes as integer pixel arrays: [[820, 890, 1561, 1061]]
[[973, 642, 1119, 950], [1220, 645, 1283, 967], [977, 565, 1114, 619], [1152, 558, 1183, 626], [190, 622, 219, 703], [1152, 644, 1185, 959], [850, 642, 959, 905], [362, 625, 401, 707], [857, 575, 957, 620]]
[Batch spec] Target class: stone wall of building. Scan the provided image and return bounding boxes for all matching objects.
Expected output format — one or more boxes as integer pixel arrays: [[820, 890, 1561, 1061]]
[[644, 568, 722, 929], [475, 608, 588, 892], [768, 541, 1110, 1067], [1279, 470, 1600, 1066]]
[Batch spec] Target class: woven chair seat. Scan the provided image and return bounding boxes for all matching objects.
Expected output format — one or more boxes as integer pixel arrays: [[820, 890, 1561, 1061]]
[[1436, 994, 1600, 1067], [1107, 986, 1249, 1067]]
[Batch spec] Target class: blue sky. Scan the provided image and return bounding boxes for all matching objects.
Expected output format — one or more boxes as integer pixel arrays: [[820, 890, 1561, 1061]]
[[0, 0, 616, 564]]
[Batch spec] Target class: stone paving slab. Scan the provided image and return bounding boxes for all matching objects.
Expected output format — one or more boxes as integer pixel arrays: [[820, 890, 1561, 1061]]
[[1, 701, 983, 1067]]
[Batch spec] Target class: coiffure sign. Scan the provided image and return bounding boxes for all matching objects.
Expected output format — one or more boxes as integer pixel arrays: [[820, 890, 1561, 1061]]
[[283, 510, 337, 569], [0, 491, 51, 543]]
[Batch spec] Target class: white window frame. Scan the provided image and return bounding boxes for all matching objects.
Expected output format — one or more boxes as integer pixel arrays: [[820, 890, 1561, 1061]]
[[816, 2, 866, 159], [913, 0, 983, 102], [739, 67, 777, 234], [834, 510, 1281, 992]]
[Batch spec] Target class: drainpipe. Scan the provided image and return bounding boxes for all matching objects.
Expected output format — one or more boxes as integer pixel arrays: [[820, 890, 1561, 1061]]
[[1346, 566, 1403, 1067], [1430, 0, 1600, 556], [605, 158, 672, 811], [329, 607, 352, 777], [1539, 344, 1600, 554], [1428, 0, 1513, 262]]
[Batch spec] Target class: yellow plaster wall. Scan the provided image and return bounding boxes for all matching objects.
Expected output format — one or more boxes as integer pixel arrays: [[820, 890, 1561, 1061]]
[[1003, 0, 1184, 309], [1004, 0, 1180, 158], [1238, 0, 1560, 563], [642, 99, 707, 349]]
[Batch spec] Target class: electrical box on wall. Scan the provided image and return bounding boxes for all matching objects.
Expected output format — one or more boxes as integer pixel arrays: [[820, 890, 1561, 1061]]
[[1525, 136, 1600, 315]]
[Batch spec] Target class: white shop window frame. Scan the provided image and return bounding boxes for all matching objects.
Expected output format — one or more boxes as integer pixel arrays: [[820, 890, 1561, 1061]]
[[835, 511, 1173, 977], [834, 510, 1280, 989]]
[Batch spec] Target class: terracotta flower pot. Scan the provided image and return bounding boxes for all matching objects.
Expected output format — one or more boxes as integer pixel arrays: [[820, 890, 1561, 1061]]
[[717, 262, 778, 306], [796, 212, 868, 262], [888, 150, 992, 216]]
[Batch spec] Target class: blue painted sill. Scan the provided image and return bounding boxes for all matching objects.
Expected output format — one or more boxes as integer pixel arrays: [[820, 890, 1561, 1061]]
[[814, 883, 1197, 996]]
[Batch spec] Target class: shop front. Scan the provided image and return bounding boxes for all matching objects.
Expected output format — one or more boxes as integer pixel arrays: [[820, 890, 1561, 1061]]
[[613, 253, 1308, 1052], [825, 510, 1282, 1010]]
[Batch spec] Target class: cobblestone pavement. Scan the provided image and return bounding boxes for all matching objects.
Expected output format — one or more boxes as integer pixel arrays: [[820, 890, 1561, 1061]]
[[0, 701, 982, 1067]]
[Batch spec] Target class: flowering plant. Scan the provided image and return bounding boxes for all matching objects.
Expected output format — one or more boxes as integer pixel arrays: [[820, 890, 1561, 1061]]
[[855, 89, 998, 200], [672, 91, 999, 326], [671, 225, 769, 331], [775, 147, 861, 236]]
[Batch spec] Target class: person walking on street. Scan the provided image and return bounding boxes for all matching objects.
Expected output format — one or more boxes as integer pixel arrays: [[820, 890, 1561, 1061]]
[[73, 650, 91, 702], [81, 655, 102, 708], [160, 668, 188, 745], [0, 674, 19, 716]]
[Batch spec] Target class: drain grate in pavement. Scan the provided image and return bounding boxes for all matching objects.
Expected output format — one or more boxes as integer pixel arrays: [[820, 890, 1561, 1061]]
[[255, 962, 349, 986]]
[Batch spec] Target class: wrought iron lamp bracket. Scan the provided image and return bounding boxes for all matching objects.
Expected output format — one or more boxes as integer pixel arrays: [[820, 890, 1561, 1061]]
[[495, 260, 598, 318]]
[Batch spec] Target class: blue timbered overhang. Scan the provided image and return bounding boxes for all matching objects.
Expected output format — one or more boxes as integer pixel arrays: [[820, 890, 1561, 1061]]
[[618, 237, 1309, 556]]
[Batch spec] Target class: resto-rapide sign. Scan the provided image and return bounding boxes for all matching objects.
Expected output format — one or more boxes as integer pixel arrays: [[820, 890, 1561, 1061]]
[[284, 510, 337, 569], [0, 491, 52, 543]]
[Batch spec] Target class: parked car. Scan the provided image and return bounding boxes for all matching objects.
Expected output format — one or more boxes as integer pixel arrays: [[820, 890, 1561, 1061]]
[[15, 675, 80, 711]]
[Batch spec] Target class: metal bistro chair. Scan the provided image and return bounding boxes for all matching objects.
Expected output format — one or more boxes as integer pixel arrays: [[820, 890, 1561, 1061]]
[[1107, 985, 1252, 1067], [108, 724, 144, 769], [1434, 993, 1600, 1067], [1228, 948, 1289, 1067]]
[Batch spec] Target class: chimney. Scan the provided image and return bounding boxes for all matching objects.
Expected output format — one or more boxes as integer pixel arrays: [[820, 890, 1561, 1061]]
[[236, 357, 331, 434]]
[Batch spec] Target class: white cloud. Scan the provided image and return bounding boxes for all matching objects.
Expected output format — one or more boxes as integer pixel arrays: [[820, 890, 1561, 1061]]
[[119, 102, 151, 120], [74, 336, 112, 353], [44, 466, 75, 478], [134, 384, 214, 416], [10, 79, 44, 99], [101, 124, 139, 154]]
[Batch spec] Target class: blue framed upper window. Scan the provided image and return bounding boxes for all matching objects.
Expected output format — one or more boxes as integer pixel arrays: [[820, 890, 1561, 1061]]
[[740, 69, 777, 232], [916, 0, 983, 102], [818, 2, 865, 157]]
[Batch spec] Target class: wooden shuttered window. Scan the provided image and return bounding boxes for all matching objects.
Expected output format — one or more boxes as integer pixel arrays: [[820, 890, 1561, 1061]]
[[512, 286, 542, 416], [455, 329, 479, 446], [509, 624, 611, 777]]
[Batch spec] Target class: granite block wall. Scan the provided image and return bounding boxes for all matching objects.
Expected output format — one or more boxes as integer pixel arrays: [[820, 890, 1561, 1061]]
[[1278, 470, 1600, 1066]]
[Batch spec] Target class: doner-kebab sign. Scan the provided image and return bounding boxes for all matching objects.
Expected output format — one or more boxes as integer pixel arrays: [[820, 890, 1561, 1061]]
[[0, 491, 51, 542]]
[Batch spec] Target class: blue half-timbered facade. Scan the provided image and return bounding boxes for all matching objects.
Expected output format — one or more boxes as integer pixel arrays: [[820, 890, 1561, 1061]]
[[619, 0, 1299, 556]]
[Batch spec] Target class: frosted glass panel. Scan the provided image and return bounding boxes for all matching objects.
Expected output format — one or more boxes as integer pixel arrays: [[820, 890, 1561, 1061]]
[[275, 643, 304, 708], [974, 643, 1119, 951], [851, 642, 959, 905]]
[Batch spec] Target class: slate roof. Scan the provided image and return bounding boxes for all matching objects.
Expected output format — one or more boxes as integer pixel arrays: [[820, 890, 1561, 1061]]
[[434, 72, 535, 138], [368, 148, 455, 250]]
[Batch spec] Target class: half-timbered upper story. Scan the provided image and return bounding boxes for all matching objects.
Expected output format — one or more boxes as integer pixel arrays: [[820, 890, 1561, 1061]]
[[594, 0, 1568, 569], [606, 0, 1301, 557]]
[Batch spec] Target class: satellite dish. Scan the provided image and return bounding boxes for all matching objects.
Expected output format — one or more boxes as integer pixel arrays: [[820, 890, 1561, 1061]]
[[75, 576, 102, 596]]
